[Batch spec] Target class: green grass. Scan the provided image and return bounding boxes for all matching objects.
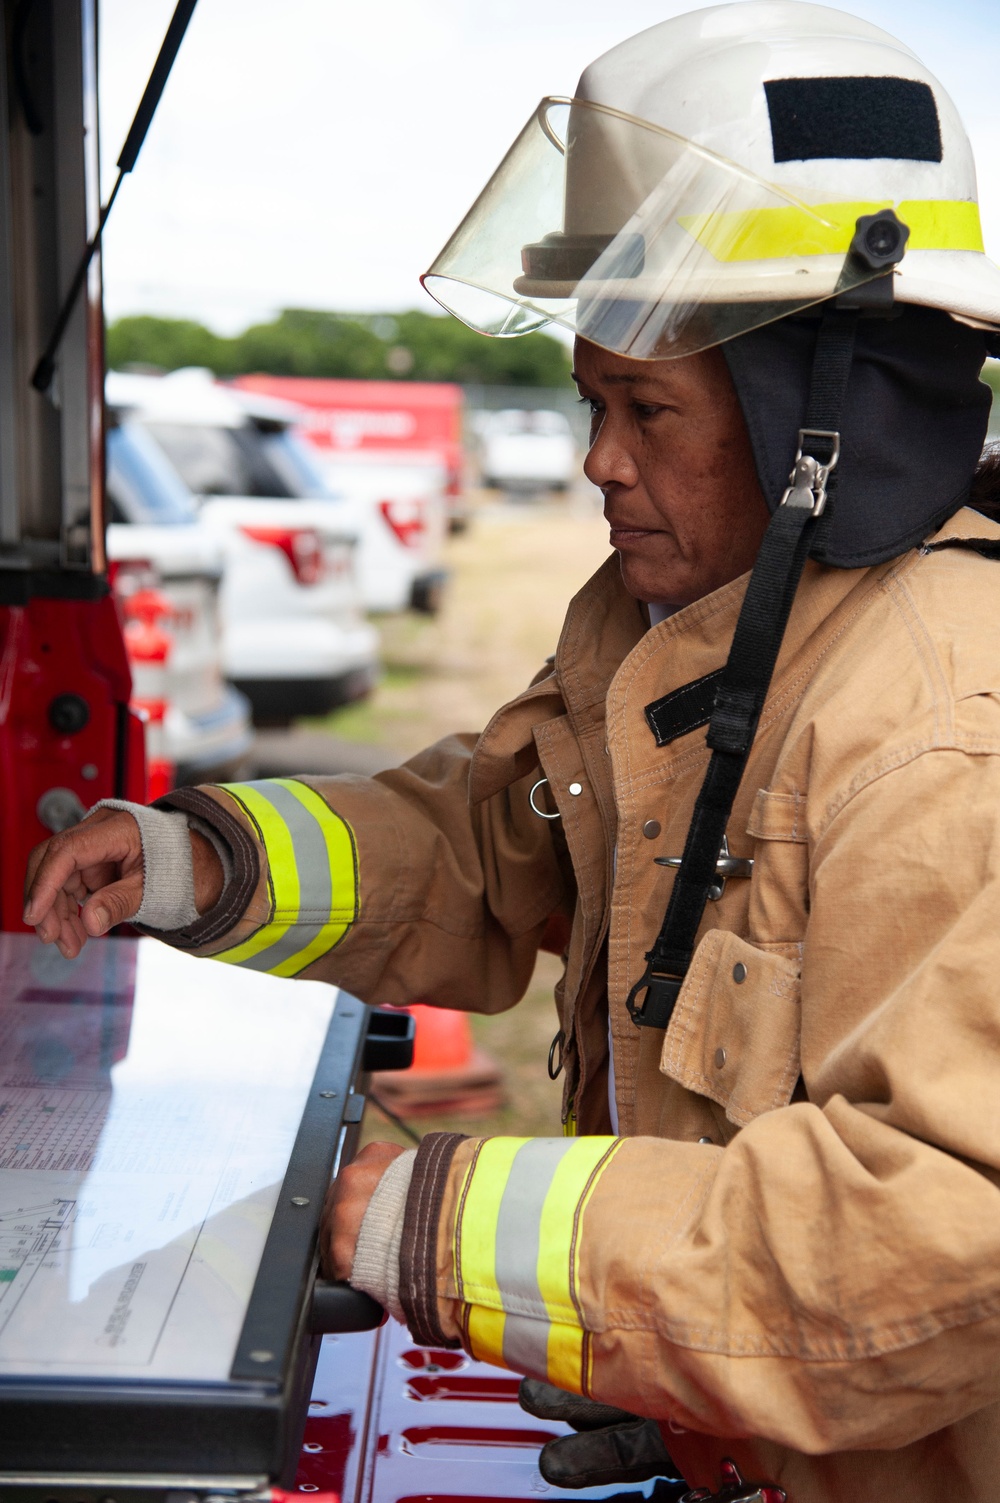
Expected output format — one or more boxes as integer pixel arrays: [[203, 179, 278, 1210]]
[[305, 660, 429, 744]]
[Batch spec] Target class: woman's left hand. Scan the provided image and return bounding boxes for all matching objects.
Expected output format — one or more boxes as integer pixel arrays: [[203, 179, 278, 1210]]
[[321, 1140, 406, 1280]]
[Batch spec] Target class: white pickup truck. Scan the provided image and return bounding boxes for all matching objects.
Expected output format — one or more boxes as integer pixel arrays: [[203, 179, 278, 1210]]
[[107, 371, 381, 726], [105, 418, 253, 789]]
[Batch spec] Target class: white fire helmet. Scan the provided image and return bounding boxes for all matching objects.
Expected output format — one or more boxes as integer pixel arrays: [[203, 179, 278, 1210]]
[[422, 1, 1000, 360]]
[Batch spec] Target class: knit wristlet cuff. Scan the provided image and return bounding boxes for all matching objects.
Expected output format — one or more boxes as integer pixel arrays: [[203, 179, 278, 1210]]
[[91, 799, 199, 930], [350, 1149, 416, 1325]]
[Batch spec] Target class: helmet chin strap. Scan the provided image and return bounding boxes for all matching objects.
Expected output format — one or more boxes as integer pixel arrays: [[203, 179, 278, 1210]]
[[627, 306, 859, 1030]]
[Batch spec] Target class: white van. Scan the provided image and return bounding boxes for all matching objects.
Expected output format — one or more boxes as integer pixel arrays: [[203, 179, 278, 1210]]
[[480, 408, 577, 492]]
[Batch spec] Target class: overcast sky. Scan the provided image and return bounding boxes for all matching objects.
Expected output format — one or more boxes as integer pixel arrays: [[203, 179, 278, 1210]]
[[98, 0, 1000, 333]]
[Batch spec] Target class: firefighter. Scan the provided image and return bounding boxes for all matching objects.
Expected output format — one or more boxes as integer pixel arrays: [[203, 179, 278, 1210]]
[[22, 4, 1000, 1499]]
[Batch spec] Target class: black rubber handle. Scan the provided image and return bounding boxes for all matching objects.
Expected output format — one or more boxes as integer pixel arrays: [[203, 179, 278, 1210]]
[[309, 1279, 385, 1334], [363, 1008, 415, 1072]]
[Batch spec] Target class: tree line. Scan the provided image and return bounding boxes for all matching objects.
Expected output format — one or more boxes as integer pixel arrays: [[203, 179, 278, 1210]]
[[106, 308, 573, 387]]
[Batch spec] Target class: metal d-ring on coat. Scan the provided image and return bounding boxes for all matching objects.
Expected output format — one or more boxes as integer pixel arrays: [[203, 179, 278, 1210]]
[[529, 777, 561, 819]]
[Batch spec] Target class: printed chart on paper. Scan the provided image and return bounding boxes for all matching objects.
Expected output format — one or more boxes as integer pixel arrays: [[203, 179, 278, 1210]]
[[0, 935, 334, 1383]]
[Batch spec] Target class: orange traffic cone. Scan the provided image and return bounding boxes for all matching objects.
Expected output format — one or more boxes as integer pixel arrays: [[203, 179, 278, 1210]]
[[372, 1003, 505, 1118]]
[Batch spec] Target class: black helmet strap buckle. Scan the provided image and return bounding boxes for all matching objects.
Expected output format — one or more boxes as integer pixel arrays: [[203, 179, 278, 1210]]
[[781, 430, 840, 516], [627, 309, 859, 1030]]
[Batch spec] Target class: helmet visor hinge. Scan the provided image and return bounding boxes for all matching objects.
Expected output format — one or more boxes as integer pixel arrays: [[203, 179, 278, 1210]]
[[849, 208, 911, 271], [835, 209, 910, 317], [780, 430, 841, 517]]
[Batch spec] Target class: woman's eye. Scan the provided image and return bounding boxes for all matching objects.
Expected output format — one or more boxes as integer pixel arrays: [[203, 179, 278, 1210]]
[[633, 402, 663, 419], [577, 395, 602, 417]]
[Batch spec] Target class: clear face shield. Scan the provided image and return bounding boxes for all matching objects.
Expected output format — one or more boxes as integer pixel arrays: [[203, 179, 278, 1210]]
[[422, 97, 890, 361]]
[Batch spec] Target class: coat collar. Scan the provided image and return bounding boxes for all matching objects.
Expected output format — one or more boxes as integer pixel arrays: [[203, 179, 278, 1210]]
[[468, 508, 995, 805]]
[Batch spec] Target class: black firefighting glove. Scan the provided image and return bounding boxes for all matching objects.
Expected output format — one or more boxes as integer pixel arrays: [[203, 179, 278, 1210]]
[[519, 1377, 680, 1489]]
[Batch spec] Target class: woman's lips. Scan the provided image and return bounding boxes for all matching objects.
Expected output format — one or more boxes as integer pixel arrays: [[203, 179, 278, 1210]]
[[608, 525, 660, 547]]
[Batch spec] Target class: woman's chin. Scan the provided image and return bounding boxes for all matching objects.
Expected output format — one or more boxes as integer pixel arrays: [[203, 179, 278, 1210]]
[[617, 551, 690, 607]]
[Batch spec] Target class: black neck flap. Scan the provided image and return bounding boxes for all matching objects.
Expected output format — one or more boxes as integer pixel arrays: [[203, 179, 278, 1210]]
[[627, 311, 858, 1031], [721, 305, 991, 569]]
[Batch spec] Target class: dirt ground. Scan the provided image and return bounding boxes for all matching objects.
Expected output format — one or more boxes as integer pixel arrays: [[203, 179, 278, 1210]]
[[314, 490, 612, 1147]]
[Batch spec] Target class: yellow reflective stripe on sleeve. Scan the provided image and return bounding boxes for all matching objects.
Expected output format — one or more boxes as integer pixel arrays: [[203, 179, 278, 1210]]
[[466, 1304, 508, 1371], [680, 197, 984, 262], [454, 1136, 620, 1390], [211, 778, 358, 976], [546, 1320, 590, 1397], [455, 1137, 526, 1369], [536, 1138, 622, 1392], [455, 1137, 527, 1304]]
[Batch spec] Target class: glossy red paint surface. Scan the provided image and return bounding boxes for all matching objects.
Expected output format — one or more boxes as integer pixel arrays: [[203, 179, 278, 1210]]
[[294, 1320, 684, 1503], [0, 596, 142, 931]]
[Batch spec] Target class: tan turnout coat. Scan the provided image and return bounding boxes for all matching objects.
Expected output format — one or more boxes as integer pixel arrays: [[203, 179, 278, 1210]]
[[163, 506, 1000, 1503]]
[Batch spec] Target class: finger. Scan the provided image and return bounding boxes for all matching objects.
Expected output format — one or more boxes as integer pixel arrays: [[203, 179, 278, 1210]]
[[55, 919, 85, 961], [80, 872, 144, 935], [34, 884, 76, 947], [63, 907, 89, 956], [323, 1142, 405, 1281], [24, 812, 141, 925], [538, 1419, 676, 1489], [48, 902, 83, 959], [25, 839, 94, 925], [328, 1165, 365, 1281], [37, 888, 89, 955], [79, 861, 123, 896], [319, 1182, 337, 1279], [23, 838, 51, 903], [519, 1378, 638, 1430]]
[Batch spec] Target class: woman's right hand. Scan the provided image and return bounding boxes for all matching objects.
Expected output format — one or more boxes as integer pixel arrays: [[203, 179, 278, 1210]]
[[23, 807, 145, 958], [23, 807, 223, 957]]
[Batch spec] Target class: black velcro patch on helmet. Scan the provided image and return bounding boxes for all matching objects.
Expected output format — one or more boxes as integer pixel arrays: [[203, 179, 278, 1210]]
[[764, 76, 942, 163]]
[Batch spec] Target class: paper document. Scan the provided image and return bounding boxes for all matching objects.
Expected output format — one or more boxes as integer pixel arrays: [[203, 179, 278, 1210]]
[[0, 935, 335, 1383]]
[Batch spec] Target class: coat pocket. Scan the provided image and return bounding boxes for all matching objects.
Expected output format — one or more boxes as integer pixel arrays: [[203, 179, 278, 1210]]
[[659, 930, 801, 1127]]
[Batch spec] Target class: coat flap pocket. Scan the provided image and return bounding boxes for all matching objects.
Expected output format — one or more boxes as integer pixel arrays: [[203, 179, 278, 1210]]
[[659, 931, 801, 1127], [746, 788, 807, 842]]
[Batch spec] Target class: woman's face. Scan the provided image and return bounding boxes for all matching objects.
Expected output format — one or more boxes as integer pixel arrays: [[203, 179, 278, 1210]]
[[575, 337, 771, 608]]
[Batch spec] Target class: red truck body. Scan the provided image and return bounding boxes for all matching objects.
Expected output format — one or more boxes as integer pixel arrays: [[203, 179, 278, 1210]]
[[294, 1319, 680, 1503], [234, 375, 465, 495]]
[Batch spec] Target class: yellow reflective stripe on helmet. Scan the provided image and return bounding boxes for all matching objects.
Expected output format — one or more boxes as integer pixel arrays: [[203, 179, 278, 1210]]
[[680, 198, 984, 262], [211, 778, 358, 976], [455, 1135, 620, 1391], [902, 199, 985, 252]]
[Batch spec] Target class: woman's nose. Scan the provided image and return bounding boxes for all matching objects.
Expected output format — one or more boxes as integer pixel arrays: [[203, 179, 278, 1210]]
[[583, 414, 638, 491]]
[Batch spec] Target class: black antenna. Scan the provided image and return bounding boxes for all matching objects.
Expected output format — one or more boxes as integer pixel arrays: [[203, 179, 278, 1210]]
[[31, 0, 199, 394]]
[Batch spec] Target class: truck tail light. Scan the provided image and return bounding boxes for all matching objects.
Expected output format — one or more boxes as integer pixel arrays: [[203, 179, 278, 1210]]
[[146, 756, 176, 800], [239, 524, 326, 585], [132, 701, 175, 799], [118, 586, 177, 666], [378, 497, 426, 548], [445, 463, 463, 498], [120, 587, 176, 626], [108, 558, 158, 597], [123, 620, 172, 665]]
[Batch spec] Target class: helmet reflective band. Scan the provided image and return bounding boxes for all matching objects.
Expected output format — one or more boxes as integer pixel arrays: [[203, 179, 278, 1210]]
[[422, 2, 1000, 359]]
